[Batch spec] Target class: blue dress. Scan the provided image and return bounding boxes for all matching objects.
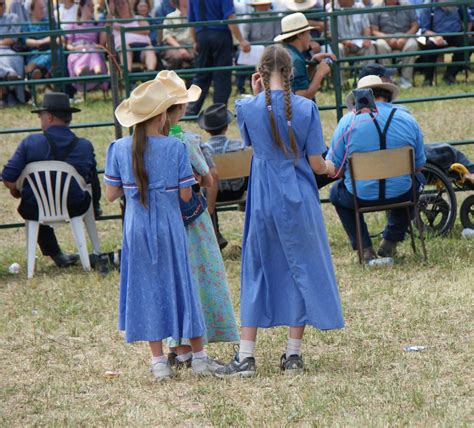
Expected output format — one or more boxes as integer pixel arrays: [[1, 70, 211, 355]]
[[104, 136, 206, 343], [236, 90, 344, 330]]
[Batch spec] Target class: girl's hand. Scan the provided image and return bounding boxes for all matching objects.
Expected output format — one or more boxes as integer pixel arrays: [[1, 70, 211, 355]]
[[251, 72, 263, 95], [325, 159, 336, 177]]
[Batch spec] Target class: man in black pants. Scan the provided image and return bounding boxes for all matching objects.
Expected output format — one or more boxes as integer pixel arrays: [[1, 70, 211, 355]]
[[186, 0, 251, 115], [2, 92, 101, 267]]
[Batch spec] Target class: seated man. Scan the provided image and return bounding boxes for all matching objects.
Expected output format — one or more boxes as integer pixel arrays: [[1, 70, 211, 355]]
[[370, 0, 419, 89], [328, 75, 426, 263], [2, 92, 101, 268], [198, 103, 247, 249]]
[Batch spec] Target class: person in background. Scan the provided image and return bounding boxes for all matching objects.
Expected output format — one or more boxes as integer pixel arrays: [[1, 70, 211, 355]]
[[370, 0, 419, 89], [152, 0, 175, 44], [161, 0, 194, 70], [133, 0, 158, 46], [56, 0, 78, 27], [8, 0, 29, 23]]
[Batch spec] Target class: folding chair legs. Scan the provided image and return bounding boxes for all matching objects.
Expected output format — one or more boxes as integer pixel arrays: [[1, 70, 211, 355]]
[[355, 212, 364, 264], [26, 221, 40, 279], [406, 207, 417, 254], [414, 206, 428, 262], [70, 217, 91, 271], [83, 206, 101, 254]]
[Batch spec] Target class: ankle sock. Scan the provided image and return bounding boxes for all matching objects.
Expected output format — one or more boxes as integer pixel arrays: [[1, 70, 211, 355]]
[[286, 337, 302, 357], [177, 351, 192, 362], [151, 355, 167, 365], [239, 339, 256, 361], [192, 350, 208, 360]]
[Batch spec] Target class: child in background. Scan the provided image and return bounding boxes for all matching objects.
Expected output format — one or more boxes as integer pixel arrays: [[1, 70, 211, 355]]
[[104, 77, 221, 381], [216, 45, 344, 377], [198, 103, 248, 249], [154, 71, 239, 367]]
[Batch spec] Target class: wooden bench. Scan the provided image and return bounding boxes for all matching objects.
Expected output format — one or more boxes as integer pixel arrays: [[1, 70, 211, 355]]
[[213, 148, 252, 212]]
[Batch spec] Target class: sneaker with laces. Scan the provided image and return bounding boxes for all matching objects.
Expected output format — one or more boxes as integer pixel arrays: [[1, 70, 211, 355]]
[[150, 361, 174, 381], [191, 357, 223, 376], [215, 354, 256, 378], [280, 353, 304, 374]]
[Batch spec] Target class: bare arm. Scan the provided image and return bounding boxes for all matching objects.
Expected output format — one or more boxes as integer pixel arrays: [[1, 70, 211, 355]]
[[308, 155, 336, 176], [105, 185, 124, 202], [205, 167, 219, 214], [227, 13, 250, 52]]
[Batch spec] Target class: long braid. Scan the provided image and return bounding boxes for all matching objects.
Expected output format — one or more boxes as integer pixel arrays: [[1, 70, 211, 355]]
[[283, 71, 298, 157], [132, 122, 149, 207]]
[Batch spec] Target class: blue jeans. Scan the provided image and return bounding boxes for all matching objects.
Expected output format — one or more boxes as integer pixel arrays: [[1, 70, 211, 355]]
[[329, 178, 422, 250]]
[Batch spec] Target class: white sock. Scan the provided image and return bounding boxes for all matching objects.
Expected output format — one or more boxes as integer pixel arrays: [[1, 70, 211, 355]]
[[238, 340, 256, 361], [151, 355, 167, 365], [177, 351, 192, 362], [286, 337, 302, 357], [192, 350, 208, 360]]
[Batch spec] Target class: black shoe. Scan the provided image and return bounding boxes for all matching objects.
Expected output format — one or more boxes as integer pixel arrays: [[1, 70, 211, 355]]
[[280, 353, 304, 374], [442, 74, 456, 85], [167, 352, 178, 367], [51, 252, 80, 268], [422, 79, 433, 87], [217, 232, 228, 250], [215, 354, 256, 378]]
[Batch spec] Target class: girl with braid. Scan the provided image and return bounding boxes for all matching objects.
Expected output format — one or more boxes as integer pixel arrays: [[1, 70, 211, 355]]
[[216, 45, 344, 378]]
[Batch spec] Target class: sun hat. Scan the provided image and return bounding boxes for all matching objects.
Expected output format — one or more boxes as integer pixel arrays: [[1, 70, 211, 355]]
[[31, 92, 81, 113], [359, 63, 396, 80], [197, 103, 233, 131], [345, 75, 400, 110], [247, 0, 272, 6], [154, 70, 201, 105], [274, 12, 315, 42], [115, 80, 180, 128], [285, 0, 318, 11]]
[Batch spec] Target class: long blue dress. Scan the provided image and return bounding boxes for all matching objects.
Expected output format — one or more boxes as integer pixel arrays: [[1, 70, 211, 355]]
[[236, 90, 344, 330], [104, 136, 206, 343]]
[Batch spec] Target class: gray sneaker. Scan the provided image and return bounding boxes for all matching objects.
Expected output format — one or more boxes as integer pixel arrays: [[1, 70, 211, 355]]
[[280, 353, 304, 374], [215, 354, 256, 378], [150, 361, 174, 381], [191, 357, 223, 376]]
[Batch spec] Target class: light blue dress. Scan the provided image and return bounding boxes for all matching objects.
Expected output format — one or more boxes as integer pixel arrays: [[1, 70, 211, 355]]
[[236, 90, 344, 330], [104, 136, 206, 343]]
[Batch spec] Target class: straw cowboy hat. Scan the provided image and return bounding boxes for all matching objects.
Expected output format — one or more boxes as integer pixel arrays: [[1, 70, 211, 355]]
[[346, 75, 400, 110], [285, 0, 318, 11], [154, 70, 201, 105], [274, 12, 315, 42], [247, 0, 272, 6], [115, 80, 180, 128]]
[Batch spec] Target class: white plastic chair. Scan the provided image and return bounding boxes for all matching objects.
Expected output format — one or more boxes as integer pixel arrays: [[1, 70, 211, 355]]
[[16, 161, 101, 278]]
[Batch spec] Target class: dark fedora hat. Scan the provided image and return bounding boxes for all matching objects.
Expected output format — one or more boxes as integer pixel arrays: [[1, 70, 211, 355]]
[[31, 92, 81, 114], [197, 103, 233, 131]]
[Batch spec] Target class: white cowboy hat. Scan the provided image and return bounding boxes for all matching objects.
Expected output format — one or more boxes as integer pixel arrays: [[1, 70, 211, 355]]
[[247, 0, 272, 6], [345, 75, 400, 110], [274, 12, 315, 42], [154, 70, 201, 105], [285, 0, 318, 11], [115, 80, 180, 128]]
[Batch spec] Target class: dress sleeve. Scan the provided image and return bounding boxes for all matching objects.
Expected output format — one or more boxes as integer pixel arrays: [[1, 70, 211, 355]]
[[103, 141, 122, 187], [183, 134, 209, 176], [304, 103, 327, 156], [178, 142, 197, 188], [235, 100, 252, 147]]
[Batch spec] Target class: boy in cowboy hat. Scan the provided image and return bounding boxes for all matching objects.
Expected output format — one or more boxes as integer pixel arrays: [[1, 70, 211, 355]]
[[327, 75, 426, 262], [274, 12, 335, 100], [2, 92, 101, 268]]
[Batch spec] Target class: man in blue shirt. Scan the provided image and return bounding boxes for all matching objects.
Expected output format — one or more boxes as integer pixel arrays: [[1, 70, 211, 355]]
[[327, 75, 426, 262], [2, 93, 101, 268], [186, 0, 251, 115], [418, 2, 473, 86]]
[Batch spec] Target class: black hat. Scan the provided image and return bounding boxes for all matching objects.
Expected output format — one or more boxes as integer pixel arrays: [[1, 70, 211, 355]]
[[197, 103, 233, 131], [358, 63, 396, 80], [31, 92, 81, 114]]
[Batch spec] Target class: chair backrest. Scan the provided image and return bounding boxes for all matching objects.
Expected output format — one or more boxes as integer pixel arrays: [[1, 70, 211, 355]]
[[16, 161, 89, 223], [349, 147, 415, 181], [212, 148, 253, 180]]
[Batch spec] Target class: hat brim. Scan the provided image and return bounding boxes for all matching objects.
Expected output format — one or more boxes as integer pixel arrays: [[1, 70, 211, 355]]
[[345, 82, 400, 110], [274, 24, 315, 42], [285, 0, 317, 11], [174, 84, 202, 105], [31, 106, 81, 113], [197, 110, 234, 131]]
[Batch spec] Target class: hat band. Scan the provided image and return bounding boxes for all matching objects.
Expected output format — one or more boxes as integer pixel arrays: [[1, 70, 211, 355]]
[[280, 23, 310, 35]]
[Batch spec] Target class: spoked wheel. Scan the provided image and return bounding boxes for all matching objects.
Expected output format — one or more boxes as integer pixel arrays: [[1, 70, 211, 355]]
[[418, 163, 457, 236], [460, 194, 474, 230]]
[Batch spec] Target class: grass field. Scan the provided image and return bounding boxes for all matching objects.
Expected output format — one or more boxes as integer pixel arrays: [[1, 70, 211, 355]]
[[1, 78, 473, 426]]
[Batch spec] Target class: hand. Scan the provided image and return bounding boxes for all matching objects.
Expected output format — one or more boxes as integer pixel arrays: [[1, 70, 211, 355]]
[[251, 72, 263, 95], [9, 188, 21, 199], [362, 39, 371, 49], [179, 48, 190, 59], [311, 52, 336, 63], [240, 39, 251, 53], [397, 38, 406, 49], [432, 36, 446, 47], [315, 60, 331, 78], [325, 159, 336, 177], [343, 40, 355, 48], [388, 38, 398, 49]]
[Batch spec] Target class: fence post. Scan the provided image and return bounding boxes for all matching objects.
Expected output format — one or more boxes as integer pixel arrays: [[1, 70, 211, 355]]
[[329, 0, 343, 121], [120, 27, 131, 97], [47, 0, 60, 92], [106, 26, 123, 140]]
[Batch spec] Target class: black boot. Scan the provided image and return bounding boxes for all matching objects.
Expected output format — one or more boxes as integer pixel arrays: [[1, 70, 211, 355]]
[[51, 252, 79, 268]]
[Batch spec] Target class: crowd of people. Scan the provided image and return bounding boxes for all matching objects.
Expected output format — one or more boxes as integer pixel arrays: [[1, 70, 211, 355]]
[[1, 0, 473, 107]]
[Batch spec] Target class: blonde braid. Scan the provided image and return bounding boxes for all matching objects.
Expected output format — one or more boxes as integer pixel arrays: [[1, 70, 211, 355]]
[[283, 70, 298, 158]]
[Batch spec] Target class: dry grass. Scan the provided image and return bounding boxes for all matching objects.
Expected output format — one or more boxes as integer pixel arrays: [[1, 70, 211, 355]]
[[1, 79, 473, 426]]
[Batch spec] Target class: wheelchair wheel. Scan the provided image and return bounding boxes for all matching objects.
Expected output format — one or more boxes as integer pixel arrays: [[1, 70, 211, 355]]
[[418, 163, 457, 236], [460, 194, 474, 230]]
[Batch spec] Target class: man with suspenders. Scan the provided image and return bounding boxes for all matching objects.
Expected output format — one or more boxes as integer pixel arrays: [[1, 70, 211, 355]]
[[2, 92, 101, 268], [327, 76, 426, 263]]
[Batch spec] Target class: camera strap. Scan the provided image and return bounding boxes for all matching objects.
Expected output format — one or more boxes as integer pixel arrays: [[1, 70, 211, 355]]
[[370, 108, 397, 201]]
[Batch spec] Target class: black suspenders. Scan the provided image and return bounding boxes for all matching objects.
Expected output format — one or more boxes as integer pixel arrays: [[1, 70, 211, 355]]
[[370, 108, 397, 201], [43, 132, 78, 161]]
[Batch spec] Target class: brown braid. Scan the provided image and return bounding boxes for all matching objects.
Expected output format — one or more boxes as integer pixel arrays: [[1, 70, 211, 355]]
[[283, 72, 298, 157], [132, 121, 149, 207]]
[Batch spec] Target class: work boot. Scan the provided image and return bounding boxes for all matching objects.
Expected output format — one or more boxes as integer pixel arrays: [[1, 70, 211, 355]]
[[51, 252, 80, 268], [377, 239, 398, 258], [361, 246, 377, 263]]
